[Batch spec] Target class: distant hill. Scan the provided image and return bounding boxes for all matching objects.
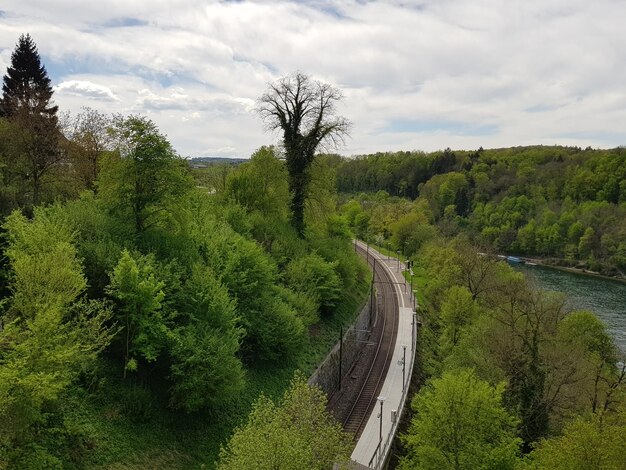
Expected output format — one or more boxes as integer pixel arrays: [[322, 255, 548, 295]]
[[188, 157, 249, 168]]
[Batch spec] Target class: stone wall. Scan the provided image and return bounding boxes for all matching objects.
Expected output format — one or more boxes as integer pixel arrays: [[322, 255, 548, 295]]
[[308, 287, 378, 397]]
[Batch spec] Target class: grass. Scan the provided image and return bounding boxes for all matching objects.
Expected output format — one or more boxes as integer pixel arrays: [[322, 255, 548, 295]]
[[64, 273, 370, 470], [402, 265, 428, 309], [362, 240, 397, 259]]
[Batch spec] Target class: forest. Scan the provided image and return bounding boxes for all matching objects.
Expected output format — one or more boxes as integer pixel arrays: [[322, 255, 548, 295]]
[[1, 32, 625, 470], [338, 145, 626, 277]]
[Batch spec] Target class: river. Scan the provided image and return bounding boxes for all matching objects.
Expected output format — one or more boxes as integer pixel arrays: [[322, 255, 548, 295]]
[[512, 263, 626, 354]]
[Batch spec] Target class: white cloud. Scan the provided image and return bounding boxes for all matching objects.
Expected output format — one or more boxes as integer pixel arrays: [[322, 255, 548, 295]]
[[1, 0, 625, 157], [0, 48, 10, 76], [55, 80, 119, 101]]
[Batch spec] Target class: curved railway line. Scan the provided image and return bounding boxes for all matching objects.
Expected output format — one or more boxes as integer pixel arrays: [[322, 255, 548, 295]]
[[343, 243, 400, 439]]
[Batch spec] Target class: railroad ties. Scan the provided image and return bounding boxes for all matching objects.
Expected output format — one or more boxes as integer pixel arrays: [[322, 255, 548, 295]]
[[343, 244, 399, 439]]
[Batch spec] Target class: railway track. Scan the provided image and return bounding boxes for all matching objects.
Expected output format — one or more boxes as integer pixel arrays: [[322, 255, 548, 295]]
[[343, 243, 399, 439]]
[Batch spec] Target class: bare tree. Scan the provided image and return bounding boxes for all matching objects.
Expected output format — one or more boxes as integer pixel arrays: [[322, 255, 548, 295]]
[[257, 72, 350, 236]]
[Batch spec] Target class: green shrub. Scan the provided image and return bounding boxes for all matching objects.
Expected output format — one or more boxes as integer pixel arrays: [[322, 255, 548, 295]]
[[286, 254, 342, 314], [120, 384, 156, 423], [9, 444, 63, 470]]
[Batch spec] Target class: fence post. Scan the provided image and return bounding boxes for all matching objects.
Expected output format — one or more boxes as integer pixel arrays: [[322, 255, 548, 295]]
[[339, 326, 343, 391]]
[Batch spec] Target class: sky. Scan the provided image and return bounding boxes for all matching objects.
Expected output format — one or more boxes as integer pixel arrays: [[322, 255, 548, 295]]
[[1, 0, 625, 158]]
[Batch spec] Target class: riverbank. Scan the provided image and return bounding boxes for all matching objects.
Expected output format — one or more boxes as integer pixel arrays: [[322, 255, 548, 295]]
[[536, 262, 626, 285], [503, 255, 626, 285]]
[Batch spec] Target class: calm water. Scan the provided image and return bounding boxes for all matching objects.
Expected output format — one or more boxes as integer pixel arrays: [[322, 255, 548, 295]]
[[513, 264, 626, 354]]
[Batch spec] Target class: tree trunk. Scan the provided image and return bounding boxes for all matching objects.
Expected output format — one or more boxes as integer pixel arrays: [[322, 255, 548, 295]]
[[290, 179, 306, 237], [32, 169, 40, 207], [288, 166, 310, 237]]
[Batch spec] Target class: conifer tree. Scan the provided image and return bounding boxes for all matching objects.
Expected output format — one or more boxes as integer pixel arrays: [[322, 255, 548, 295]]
[[1, 33, 57, 118], [0, 34, 60, 206]]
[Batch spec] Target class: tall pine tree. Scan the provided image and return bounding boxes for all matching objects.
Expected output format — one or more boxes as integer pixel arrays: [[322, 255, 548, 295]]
[[0, 34, 60, 206], [1, 33, 57, 118]]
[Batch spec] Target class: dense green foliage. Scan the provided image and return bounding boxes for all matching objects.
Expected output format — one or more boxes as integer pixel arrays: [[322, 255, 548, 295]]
[[98, 116, 194, 236], [0, 37, 368, 467], [217, 374, 352, 470], [0, 134, 366, 467], [339, 145, 626, 276], [337, 148, 460, 199], [0, 143, 366, 468], [0, 210, 113, 468], [388, 236, 625, 468], [337, 148, 626, 467], [400, 369, 521, 470], [521, 412, 626, 469]]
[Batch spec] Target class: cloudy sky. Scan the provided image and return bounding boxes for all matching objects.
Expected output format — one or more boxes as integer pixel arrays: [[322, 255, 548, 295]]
[[1, 0, 625, 158]]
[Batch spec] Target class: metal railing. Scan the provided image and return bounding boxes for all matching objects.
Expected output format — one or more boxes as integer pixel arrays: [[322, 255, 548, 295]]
[[366, 250, 419, 470], [367, 327, 416, 470]]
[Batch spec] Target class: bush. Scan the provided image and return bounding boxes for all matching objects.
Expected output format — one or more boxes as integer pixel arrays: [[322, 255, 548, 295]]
[[248, 294, 305, 362], [8, 444, 63, 470], [120, 384, 157, 423], [286, 254, 342, 314]]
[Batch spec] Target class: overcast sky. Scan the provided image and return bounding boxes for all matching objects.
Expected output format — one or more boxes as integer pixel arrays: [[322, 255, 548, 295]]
[[1, 0, 625, 158]]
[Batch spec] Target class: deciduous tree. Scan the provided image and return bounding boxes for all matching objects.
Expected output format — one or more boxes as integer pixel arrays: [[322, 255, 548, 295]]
[[525, 414, 626, 470], [217, 374, 351, 470], [65, 107, 113, 190], [399, 369, 521, 470], [0, 208, 112, 463], [168, 264, 244, 412], [226, 146, 290, 218], [400, 369, 521, 470], [198, 221, 305, 361], [98, 115, 192, 235], [106, 250, 166, 377], [285, 253, 342, 315], [257, 72, 349, 236]]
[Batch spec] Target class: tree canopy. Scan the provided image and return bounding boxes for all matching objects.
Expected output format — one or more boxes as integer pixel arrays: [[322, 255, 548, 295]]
[[217, 374, 352, 470], [400, 369, 521, 470], [98, 115, 193, 236]]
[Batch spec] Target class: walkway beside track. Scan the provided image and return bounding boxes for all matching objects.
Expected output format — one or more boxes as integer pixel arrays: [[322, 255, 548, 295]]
[[351, 241, 418, 470]]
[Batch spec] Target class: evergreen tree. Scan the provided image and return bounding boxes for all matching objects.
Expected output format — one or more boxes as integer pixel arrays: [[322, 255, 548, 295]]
[[1, 33, 57, 118], [0, 34, 60, 206]]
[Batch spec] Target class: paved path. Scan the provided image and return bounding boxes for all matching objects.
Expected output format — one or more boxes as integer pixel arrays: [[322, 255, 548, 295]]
[[350, 242, 418, 469]]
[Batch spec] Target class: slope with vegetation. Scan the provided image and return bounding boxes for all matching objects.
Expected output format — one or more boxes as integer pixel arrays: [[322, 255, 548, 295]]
[[339, 145, 626, 277], [337, 146, 626, 469], [0, 35, 364, 469]]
